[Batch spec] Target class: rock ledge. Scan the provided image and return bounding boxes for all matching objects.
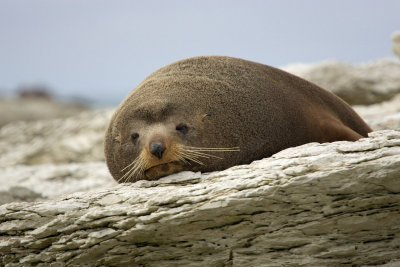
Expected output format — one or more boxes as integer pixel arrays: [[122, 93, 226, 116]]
[[1, 130, 400, 266]]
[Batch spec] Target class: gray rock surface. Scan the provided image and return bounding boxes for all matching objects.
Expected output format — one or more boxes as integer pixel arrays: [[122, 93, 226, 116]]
[[1, 130, 399, 266], [0, 109, 113, 167], [283, 58, 400, 105], [355, 93, 400, 131], [0, 162, 116, 205]]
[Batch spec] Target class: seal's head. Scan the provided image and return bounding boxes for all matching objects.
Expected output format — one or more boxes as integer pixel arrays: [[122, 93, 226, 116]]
[[105, 91, 239, 183]]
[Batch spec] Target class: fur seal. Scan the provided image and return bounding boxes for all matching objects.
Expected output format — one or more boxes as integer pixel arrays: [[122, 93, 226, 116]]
[[105, 56, 372, 183]]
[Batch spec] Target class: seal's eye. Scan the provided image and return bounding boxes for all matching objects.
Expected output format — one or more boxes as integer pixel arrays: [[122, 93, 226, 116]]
[[176, 123, 188, 135], [201, 113, 212, 121], [131, 133, 139, 143]]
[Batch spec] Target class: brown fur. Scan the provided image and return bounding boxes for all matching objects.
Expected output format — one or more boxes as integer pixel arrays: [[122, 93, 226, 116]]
[[104, 56, 372, 182]]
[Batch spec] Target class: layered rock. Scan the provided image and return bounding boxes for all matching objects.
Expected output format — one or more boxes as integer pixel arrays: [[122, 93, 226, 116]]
[[0, 109, 113, 167], [283, 58, 400, 105], [0, 130, 399, 266], [354, 94, 400, 131], [0, 162, 116, 205]]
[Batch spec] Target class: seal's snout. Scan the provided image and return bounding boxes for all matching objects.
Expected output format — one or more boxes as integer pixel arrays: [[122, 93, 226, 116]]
[[150, 142, 166, 159]]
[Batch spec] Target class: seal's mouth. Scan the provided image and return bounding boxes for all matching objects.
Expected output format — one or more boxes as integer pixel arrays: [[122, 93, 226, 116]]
[[145, 161, 180, 172], [144, 161, 184, 180]]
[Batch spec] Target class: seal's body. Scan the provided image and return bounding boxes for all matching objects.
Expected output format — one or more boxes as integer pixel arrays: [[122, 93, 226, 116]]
[[105, 56, 372, 182]]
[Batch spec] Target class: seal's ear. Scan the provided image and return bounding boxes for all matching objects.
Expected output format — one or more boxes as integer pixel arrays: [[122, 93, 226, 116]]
[[113, 132, 121, 143], [111, 126, 121, 144], [201, 113, 212, 122]]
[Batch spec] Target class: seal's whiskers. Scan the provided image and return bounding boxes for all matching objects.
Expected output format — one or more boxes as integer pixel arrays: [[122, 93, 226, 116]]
[[174, 153, 191, 165], [185, 146, 240, 152], [120, 154, 146, 183], [177, 145, 240, 166]]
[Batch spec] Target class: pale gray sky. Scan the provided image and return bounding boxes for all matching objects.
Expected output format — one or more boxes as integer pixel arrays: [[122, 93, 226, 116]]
[[1, 0, 399, 106]]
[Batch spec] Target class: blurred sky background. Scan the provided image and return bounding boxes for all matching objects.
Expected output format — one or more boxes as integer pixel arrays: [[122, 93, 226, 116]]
[[1, 0, 399, 107]]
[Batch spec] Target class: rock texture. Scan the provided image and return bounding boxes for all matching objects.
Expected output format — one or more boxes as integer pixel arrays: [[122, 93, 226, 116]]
[[0, 162, 116, 205], [355, 94, 400, 131], [0, 109, 113, 167], [1, 130, 400, 266], [283, 58, 400, 105]]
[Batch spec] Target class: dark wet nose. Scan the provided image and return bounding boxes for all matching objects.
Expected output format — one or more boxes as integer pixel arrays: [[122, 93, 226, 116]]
[[150, 142, 166, 159]]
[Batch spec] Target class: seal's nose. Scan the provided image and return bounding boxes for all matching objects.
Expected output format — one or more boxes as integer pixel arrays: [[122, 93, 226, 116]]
[[150, 142, 166, 159]]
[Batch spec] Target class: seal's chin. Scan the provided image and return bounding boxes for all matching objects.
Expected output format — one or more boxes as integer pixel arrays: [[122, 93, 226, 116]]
[[144, 161, 184, 180]]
